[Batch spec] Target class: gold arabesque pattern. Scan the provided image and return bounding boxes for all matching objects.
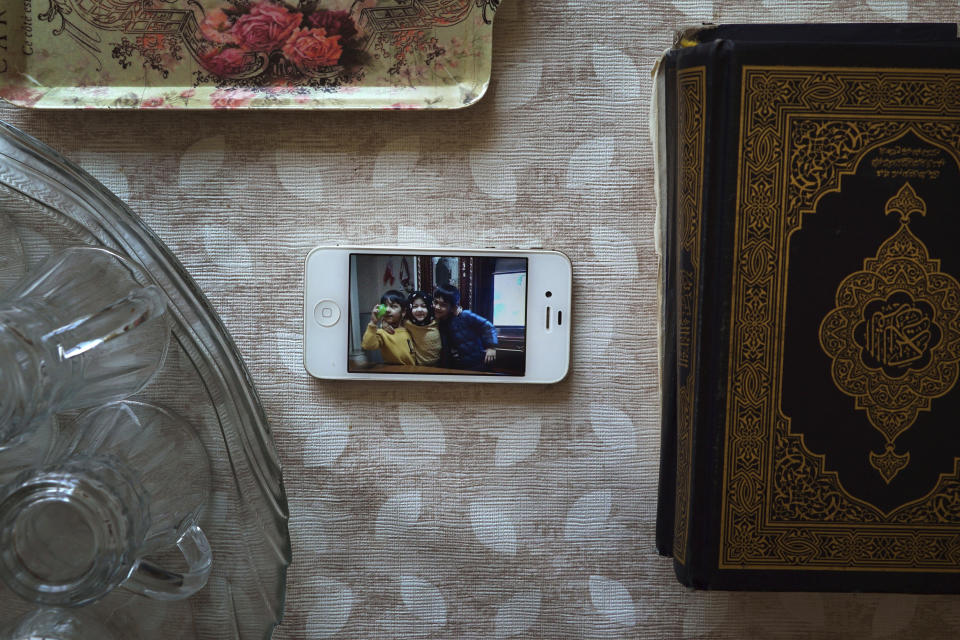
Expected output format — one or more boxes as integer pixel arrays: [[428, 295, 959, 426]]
[[721, 67, 960, 572], [820, 183, 960, 483], [673, 65, 705, 565]]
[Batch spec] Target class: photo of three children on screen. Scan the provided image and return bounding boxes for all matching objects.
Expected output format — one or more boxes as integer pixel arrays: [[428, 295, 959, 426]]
[[349, 254, 527, 376]]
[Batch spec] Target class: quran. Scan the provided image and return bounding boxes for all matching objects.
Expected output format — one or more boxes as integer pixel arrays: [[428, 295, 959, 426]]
[[655, 23, 960, 592]]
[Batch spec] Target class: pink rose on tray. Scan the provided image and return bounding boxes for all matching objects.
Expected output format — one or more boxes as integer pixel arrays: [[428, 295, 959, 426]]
[[0, 85, 44, 107], [200, 47, 248, 76], [306, 10, 357, 43], [282, 28, 342, 69], [231, 2, 302, 52], [210, 88, 258, 109], [200, 9, 238, 45]]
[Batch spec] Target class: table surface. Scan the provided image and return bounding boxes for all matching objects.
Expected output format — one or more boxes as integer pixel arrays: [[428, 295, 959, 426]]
[[4, 2, 960, 638]]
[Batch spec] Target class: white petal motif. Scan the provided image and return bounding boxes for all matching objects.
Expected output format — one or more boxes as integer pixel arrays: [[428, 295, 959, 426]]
[[470, 150, 518, 203], [397, 226, 438, 246], [589, 576, 637, 628], [866, 0, 909, 21], [400, 576, 447, 626], [590, 225, 640, 278], [275, 330, 306, 377], [566, 137, 617, 192], [671, 0, 715, 19], [303, 413, 350, 468], [399, 404, 446, 455], [494, 417, 541, 467], [679, 589, 732, 637], [470, 501, 518, 555], [758, 0, 820, 20], [591, 46, 642, 104], [493, 588, 542, 639], [375, 489, 423, 539], [305, 577, 354, 638], [563, 489, 612, 541], [578, 307, 616, 353], [495, 62, 543, 111], [178, 136, 225, 189], [73, 153, 132, 201], [200, 225, 255, 275], [275, 146, 353, 203], [589, 404, 639, 456]]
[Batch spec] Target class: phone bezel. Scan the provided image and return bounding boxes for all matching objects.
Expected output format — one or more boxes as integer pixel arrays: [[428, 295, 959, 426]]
[[303, 246, 571, 383]]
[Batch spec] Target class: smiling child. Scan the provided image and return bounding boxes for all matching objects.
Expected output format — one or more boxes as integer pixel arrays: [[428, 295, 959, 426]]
[[361, 289, 415, 366], [403, 290, 442, 366], [433, 284, 498, 370]]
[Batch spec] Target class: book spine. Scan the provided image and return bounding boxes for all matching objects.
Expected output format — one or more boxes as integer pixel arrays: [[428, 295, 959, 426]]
[[654, 48, 679, 558], [672, 57, 706, 577], [669, 40, 728, 587]]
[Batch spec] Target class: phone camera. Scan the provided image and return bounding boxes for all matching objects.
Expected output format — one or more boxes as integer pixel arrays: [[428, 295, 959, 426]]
[[545, 291, 552, 298]]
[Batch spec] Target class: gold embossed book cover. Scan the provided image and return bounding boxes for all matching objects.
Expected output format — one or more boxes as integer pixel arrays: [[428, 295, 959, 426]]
[[655, 23, 960, 591]]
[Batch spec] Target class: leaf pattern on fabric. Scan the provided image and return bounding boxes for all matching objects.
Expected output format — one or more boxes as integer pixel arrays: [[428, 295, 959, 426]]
[[400, 576, 447, 627], [589, 575, 637, 628], [494, 417, 541, 467], [470, 499, 519, 554]]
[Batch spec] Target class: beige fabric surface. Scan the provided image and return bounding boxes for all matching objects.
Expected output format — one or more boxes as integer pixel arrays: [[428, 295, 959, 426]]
[[4, 2, 960, 638]]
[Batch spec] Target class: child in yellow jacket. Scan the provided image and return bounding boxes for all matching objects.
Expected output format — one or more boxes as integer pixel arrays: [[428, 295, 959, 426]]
[[361, 290, 415, 366], [404, 290, 442, 366]]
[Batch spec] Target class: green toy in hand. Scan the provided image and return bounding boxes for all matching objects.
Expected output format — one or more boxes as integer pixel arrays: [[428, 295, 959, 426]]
[[374, 303, 388, 319]]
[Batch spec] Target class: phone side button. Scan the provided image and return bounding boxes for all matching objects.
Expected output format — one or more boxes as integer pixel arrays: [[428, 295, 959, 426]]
[[314, 300, 342, 327]]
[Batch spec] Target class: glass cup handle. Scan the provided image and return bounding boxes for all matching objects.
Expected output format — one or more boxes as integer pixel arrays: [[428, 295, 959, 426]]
[[123, 525, 213, 601], [51, 285, 167, 360]]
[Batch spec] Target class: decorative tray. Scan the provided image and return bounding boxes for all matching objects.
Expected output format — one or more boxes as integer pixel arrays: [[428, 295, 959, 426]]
[[0, 0, 501, 109], [0, 121, 290, 638]]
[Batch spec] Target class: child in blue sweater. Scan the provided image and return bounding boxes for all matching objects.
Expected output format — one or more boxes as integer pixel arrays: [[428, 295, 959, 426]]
[[432, 284, 497, 371]]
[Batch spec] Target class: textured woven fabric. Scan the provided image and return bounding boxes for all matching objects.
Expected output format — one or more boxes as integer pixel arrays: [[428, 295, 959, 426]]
[[4, 1, 960, 638]]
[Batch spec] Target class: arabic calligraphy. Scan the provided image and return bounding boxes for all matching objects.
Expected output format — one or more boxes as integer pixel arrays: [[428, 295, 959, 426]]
[[872, 145, 946, 181], [865, 303, 930, 368], [857, 294, 939, 375], [819, 182, 960, 483]]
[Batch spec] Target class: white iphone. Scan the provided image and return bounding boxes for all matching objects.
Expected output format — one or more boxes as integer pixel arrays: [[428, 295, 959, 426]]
[[304, 246, 571, 383]]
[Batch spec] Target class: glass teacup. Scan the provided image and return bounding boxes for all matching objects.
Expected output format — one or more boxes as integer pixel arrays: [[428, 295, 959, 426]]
[[0, 247, 170, 448], [0, 402, 212, 606]]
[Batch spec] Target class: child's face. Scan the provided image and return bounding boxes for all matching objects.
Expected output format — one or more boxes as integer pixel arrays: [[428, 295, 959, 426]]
[[433, 298, 452, 321], [382, 300, 404, 327], [410, 298, 429, 322]]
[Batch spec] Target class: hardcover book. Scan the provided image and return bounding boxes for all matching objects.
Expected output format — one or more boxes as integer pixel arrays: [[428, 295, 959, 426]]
[[655, 23, 960, 592]]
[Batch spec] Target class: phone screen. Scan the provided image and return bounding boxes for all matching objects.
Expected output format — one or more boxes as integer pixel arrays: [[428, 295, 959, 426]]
[[348, 253, 528, 376]]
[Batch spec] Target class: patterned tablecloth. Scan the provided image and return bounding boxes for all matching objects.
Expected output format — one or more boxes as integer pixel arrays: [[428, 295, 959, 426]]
[[4, 1, 960, 638]]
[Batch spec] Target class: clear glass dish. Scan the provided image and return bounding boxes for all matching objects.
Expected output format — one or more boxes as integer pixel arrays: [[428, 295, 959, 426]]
[[0, 120, 290, 639]]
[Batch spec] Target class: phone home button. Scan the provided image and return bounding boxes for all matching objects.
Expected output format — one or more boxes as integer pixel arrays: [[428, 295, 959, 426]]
[[314, 300, 341, 327]]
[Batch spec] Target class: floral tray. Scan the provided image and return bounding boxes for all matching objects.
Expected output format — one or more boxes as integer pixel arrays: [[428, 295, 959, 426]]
[[0, 0, 501, 109]]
